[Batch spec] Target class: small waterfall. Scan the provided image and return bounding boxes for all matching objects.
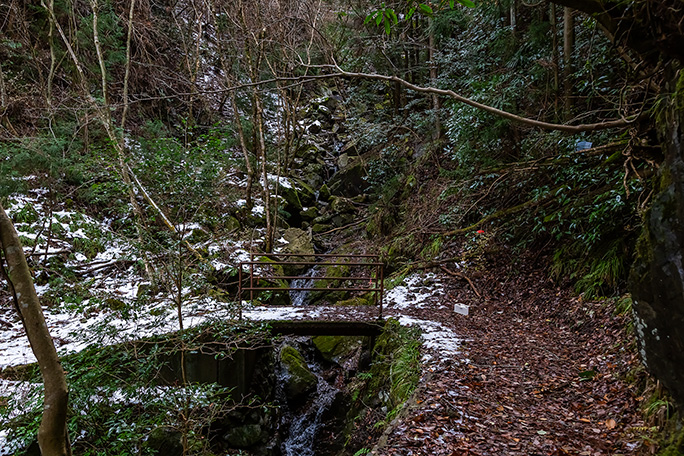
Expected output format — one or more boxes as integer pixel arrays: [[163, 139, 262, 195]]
[[281, 379, 338, 456], [289, 267, 317, 306]]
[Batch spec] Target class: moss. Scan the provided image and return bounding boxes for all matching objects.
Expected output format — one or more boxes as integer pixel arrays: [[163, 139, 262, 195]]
[[313, 335, 364, 363], [335, 295, 373, 306], [659, 422, 684, 456], [366, 319, 421, 408], [279, 344, 317, 399]]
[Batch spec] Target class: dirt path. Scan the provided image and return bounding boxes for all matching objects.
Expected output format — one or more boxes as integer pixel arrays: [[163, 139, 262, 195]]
[[374, 263, 647, 456]]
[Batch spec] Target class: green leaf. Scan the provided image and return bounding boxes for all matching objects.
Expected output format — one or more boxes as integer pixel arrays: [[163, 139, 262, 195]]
[[449, 0, 455, 7], [364, 10, 380, 25], [376, 12, 383, 26], [458, 0, 476, 7], [407, 6, 416, 20], [387, 9, 398, 25], [418, 3, 434, 15], [384, 18, 391, 34]]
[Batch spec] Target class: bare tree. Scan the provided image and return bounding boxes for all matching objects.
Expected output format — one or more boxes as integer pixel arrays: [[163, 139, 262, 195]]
[[0, 203, 71, 456]]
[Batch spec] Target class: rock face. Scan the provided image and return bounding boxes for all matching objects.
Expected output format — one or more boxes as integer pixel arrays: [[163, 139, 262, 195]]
[[630, 66, 684, 408]]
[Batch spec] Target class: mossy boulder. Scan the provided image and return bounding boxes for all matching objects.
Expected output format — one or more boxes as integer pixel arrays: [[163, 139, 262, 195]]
[[223, 215, 241, 233], [312, 223, 332, 234], [332, 213, 355, 227], [335, 295, 373, 307], [308, 264, 350, 305], [313, 335, 365, 365], [279, 344, 317, 401], [281, 228, 315, 275], [330, 196, 355, 214], [328, 158, 367, 197], [300, 206, 319, 222], [318, 183, 331, 202]]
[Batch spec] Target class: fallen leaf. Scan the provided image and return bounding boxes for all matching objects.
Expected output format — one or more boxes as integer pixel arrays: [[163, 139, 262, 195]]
[[605, 419, 617, 429]]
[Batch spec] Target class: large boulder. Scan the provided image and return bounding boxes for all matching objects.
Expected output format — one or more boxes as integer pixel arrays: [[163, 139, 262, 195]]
[[313, 335, 365, 367], [278, 344, 317, 401], [280, 228, 314, 275], [327, 157, 367, 197]]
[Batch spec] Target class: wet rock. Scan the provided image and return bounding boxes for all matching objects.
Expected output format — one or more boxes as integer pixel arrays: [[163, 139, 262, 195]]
[[301, 163, 326, 189], [279, 344, 317, 401]]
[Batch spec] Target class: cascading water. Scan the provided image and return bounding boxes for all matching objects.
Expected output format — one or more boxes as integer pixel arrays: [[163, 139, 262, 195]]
[[289, 266, 318, 307], [281, 378, 339, 456]]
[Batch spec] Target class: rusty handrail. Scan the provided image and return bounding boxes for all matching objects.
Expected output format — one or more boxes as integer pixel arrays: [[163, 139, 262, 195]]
[[238, 252, 384, 320]]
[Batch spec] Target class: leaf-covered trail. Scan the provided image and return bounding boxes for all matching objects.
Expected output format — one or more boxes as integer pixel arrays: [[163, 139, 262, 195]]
[[374, 262, 646, 456]]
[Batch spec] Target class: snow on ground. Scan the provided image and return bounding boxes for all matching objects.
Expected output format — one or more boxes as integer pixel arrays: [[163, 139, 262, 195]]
[[0, 193, 462, 448], [384, 273, 448, 310]]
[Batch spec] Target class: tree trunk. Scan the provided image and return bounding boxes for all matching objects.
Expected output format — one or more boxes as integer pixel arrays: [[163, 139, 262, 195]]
[[428, 18, 441, 140], [548, 0, 684, 407], [550, 3, 560, 115], [0, 203, 71, 456], [629, 61, 684, 408], [562, 7, 574, 115]]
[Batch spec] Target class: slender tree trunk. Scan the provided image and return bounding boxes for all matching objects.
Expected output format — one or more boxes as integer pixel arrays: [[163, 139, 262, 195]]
[[428, 18, 441, 140], [120, 0, 136, 129], [0, 203, 71, 456], [90, 0, 154, 278], [563, 7, 575, 115], [510, 0, 517, 33], [0, 62, 6, 111], [229, 90, 256, 209], [550, 3, 560, 115]]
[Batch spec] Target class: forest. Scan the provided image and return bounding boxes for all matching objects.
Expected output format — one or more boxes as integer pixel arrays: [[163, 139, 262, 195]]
[[1, 0, 684, 455]]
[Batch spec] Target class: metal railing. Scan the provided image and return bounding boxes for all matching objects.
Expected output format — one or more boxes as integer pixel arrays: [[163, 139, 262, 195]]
[[238, 252, 384, 320]]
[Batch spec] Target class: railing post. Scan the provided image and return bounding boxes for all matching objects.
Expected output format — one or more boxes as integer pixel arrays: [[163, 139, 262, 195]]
[[379, 262, 384, 320], [238, 266, 243, 320]]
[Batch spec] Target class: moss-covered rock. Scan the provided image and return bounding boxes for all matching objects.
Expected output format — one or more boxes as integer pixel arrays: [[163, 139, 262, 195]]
[[318, 184, 331, 202], [279, 344, 317, 401], [330, 196, 355, 214], [312, 223, 332, 234], [300, 206, 319, 222], [308, 264, 351, 305], [335, 295, 373, 307], [281, 228, 315, 275], [313, 335, 365, 365], [328, 158, 367, 197]]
